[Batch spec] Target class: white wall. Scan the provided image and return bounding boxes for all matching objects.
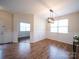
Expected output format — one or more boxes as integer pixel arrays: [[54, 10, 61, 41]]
[[0, 10, 13, 43], [31, 15, 46, 43], [46, 12, 79, 44]]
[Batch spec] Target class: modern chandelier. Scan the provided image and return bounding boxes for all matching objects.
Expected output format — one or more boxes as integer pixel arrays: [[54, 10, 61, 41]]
[[47, 9, 55, 23]]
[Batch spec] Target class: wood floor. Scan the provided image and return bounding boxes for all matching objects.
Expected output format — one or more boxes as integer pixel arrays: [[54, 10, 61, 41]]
[[0, 39, 77, 59]]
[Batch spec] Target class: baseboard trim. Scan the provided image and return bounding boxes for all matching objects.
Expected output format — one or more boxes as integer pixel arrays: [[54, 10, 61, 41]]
[[46, 38, 72, 46], [0, 42, 14, 45], [30, 39, 46, 44]]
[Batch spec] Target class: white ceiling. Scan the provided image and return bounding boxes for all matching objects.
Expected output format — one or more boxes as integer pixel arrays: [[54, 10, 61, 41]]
[[0, 0, 79, 17]]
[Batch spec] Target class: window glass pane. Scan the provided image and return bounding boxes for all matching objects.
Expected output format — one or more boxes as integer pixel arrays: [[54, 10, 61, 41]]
[[20, 23, 26, 27], [20, 26, 26, 31], [58, 19, 68, 26], [50, 27, 57, 32], [20, 22, 30, 31], [26, 24, 30, 28], [59, 27, 68, 33], [26, 28, 30, 31], [50, 21, 58, 27]]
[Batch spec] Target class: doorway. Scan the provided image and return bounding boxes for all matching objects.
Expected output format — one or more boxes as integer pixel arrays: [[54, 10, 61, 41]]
[[18, 22, 31, 43]]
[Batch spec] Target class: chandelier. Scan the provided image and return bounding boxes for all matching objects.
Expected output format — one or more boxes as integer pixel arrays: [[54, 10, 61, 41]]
[[48, 9, 55, 23]]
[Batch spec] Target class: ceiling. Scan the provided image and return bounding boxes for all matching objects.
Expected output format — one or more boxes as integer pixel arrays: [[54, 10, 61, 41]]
[[0, 0, 79, 17]]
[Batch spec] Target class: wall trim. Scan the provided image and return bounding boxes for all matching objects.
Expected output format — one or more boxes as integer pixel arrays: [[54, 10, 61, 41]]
[[46, 38, 73, 45]]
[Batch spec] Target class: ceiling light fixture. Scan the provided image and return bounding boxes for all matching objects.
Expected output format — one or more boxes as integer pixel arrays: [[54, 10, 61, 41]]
[[48, 9, 55, 23]]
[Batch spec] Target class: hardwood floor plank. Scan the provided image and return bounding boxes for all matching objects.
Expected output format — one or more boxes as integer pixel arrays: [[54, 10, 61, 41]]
[[0, 39, 74, 59]]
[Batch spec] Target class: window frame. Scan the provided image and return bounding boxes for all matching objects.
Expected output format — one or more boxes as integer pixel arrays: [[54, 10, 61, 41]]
[[50, 19, 68, 33]]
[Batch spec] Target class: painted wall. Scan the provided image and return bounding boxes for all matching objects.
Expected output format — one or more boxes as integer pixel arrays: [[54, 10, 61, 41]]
[[0, 10, 13, 43], [31, 15, 46, 43], [46, 12, 79, 44]]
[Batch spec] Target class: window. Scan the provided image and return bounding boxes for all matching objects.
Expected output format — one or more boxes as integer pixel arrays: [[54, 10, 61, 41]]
[[50, 19, 68, 33], [20, 22, 30, 31]]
